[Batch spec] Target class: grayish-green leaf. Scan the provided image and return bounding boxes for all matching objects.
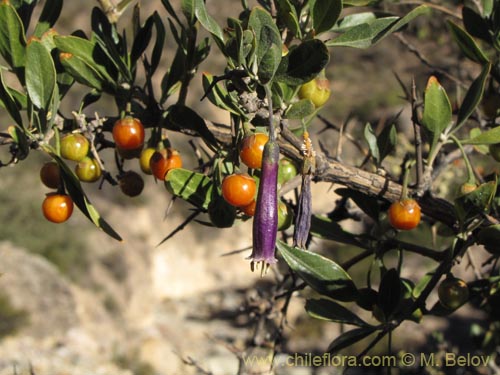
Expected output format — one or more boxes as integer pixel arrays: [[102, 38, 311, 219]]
[[421, 76, 452, 150], [312, 0, 343, 35], [327, 327, 377, 354], [33, 0, 62, 37], [0, 2, 26, 71], [447, 20, 489, 64], [327, 5, 429, 48], [456, 63, 491, 128], [193, 0, 224, 44], [0, 69, 23, 126], [306, 298, 369, 326], [164, 168, 214, 210], [26, 39, 56, 109], [462, 126, 500, 145], [364, 123, 379, 163], [275, 39, 329, 85], [48, 152, 122, 241], [277, 240, 358, 301], [284, 99, 315, 119]]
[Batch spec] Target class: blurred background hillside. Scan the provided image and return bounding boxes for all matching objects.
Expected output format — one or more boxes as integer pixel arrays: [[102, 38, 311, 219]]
[[0, 1, 492, 374]]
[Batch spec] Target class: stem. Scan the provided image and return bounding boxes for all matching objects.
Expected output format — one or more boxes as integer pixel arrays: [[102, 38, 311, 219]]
[[264, 84, 276, 142], [178, 25, 198, 106], [400, 160, 415, 200], [411, 78, 424, 190], [450, 135, 476, 184]]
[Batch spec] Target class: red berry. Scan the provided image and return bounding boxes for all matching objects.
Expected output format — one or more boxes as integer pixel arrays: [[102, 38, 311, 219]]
[[239, 133, 269, 169], [42, 193, 74, 223], [149, 148, 182, 180], [241, 199, 256, 216], [388, 198, 421, 230], [40, 162, 61, 189], [221, 174, 256, 207], [112, 117, 145, 151]]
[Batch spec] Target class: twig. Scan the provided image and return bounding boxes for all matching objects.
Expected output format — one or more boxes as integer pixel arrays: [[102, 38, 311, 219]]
[[394, 34, 466, 89], [411, 78, 424, 191], [179, 354, 214, 375], [206, 121, 458, 229], [156, 209, 202, 246], [466, 248, 483, 279], [317, 114, 367, 156]]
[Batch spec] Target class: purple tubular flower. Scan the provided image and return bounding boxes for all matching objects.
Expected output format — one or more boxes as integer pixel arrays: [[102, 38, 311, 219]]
[[249, 140, 280, 273]]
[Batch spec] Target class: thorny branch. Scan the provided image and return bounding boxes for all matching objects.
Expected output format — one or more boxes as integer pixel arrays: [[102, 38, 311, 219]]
[[205, 120, 457, 228]]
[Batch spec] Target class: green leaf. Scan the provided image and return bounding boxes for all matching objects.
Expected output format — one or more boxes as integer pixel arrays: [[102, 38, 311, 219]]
[[310, 215, 367, 248], [248, 8, 282, 83], [377, 123, 397, 162], [48, 152, 122, 241], [150, 12, 166, 76], [201, 72, 245, 116], [275, 0, 301, 38], [277, 240, 358, 301], [193, 0, 224, 45], [378, 269, 402, 319], [327, 5, 429, 48], [91, 8, 131, 83], [372, 5, 430, 44], [306, 298, 369, 326], [478, 224, 500, 255], [335, 188, 380, 222], [165, 105, 219, 148], [332, 12, 377, 32], [413, 272, 434, 298], [355, 287, 378, 311], [33, 0, 62, 37], [26, 39, 56, 110], [327, 17, 397, 48], [275, 39, 329, 85], [160, 41, 185, 103], [343, 0, 377, 5], [364, 123, 379, 163], [130, 16, 154, 68], [7, 124, 29, 160], [421, 76, 452, 150], [447, 20, 489, 64], [463, 126, 500, 145], [164, 168, 214, 210], [456, 63, 491, 128], [284, 99, 315, 119], [9, 0, 36, 32], [181, 0, 195, 24], [455, 180, 497, 220], [258, 41, 282, 84], [59, 52, 105, 91], [54, 35, 116, 85], [0, 2, 26, 72], [462, 6, 492, 43], [0, 69, 23, 126], [327, 327, 377, 354], [312, 0, 343, 35]]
